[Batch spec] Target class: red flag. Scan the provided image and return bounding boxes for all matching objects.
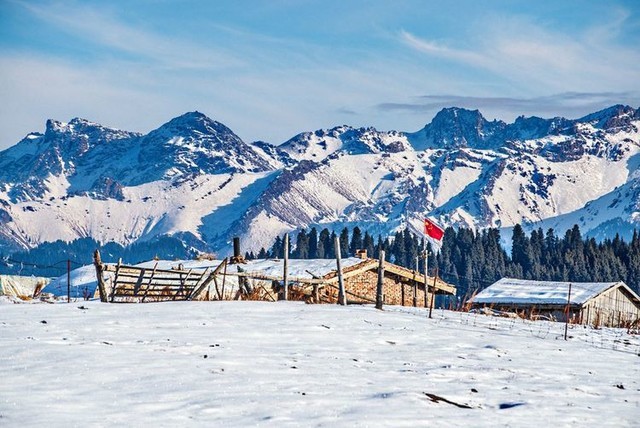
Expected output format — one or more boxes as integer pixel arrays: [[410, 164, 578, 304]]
[[424, 218, 444, 241]]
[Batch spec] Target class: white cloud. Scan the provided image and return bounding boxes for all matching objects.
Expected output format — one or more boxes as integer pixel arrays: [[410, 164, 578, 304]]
[[399, 11, 640, 95], [377, 92, 640, 124], [16, 1, 244, 71], [1, 2, 638, 150]]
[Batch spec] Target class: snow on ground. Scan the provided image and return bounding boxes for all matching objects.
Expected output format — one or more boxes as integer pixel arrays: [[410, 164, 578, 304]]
[[1, 301, 638, 427]]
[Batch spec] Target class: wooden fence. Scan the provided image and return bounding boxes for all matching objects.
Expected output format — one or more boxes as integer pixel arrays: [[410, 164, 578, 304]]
[[94, 250, 218, 303]]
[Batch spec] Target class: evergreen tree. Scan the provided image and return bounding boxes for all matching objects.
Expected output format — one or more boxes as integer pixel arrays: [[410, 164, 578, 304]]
[[308, 227, 318, 259], [350, 226, 363, 256], [339, 228, 349, 257], [328, 231, 337, 259], [294, 229, 309, 259], [511, 224, 532, 276], [318, 228, 330, 258], [392, 231, 406, 266], [404, 228, 419, 269], [270, 235, 283, 258], [363, 231, 375, 259]]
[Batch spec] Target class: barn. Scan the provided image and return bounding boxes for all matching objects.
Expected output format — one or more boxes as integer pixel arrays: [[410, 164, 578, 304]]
[[470, 278, 640, 328]]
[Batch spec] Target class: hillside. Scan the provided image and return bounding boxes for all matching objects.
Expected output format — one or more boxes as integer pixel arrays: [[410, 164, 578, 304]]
[[0, 105, 638, 256], [0, 301, 637, 426]]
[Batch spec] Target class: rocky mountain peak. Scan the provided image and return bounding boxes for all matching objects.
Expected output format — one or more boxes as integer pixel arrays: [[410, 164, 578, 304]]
[[578, 105, 638, 131], [408, 107, 507, 150], [157, 111, 236, 139]]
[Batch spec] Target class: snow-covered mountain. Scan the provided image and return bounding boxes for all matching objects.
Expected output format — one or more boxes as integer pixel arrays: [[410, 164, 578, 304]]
[[0, 105, 638, 255]]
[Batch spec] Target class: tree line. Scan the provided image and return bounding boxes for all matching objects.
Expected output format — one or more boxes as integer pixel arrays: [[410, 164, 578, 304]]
[[252, 224, 640, 298], [3, 223, 639, 298]]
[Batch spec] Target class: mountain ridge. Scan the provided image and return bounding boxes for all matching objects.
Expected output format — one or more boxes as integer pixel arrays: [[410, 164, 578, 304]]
[[0, 104, 638, 256]]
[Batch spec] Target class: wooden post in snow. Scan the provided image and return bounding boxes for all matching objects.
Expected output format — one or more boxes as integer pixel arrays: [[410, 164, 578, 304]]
[[283, 233, 289, 301], [429, 266, 438, 319], [423, 249, 429, 308], [413, 256, 418, 307], [564, 282, 573, 340], [221, 258, 228, 299], [67, 259, 71, 303], [93, 250, 108, 303], [376, 250, 385, 310], [334, 235, 346, 305]]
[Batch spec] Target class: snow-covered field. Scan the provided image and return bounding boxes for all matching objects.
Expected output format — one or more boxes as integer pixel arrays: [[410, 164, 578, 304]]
[[1, 301, 639, 426]]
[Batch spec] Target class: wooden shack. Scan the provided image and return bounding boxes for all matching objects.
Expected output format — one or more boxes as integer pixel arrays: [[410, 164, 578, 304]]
[[470, 278, 640, 328], [214, 257, 455, 307]]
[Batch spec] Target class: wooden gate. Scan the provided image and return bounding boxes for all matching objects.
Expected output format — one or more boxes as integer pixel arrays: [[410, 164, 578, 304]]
[[93, 251, 217, 303]]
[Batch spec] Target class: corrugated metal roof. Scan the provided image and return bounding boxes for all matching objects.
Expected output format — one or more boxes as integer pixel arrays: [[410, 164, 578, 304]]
[[471, 278, 621, 306]]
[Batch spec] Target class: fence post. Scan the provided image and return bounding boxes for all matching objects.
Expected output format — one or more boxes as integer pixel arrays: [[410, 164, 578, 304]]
[[93, 250, 108, 303], [283, 233, 289, 301], [429, 266, 438, 319], [376, 250, 385, 310], [413, 256, 418, 307], [334, 235, 346, 305], [423, 249, 428, 308], [564, 282, 572, 340], [67, 259, 71, 303]]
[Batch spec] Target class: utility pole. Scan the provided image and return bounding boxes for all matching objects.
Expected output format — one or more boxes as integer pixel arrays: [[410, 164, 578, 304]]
[[413, 256, 418, 307], [334, 235, 346, 305], [564, 283, 573, 341], [283, 234, 289, 301], [67, 259, 71, 303], [423, 249, 429, 308], [376, 250, 385, 310], [429, 266, 438, 319]]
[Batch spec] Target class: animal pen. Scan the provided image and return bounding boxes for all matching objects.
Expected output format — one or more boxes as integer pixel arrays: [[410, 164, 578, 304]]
[[92, 250, 456, 306]]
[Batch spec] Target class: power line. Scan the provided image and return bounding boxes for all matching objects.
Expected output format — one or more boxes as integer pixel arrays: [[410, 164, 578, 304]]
[[0, 257, 86, 273]]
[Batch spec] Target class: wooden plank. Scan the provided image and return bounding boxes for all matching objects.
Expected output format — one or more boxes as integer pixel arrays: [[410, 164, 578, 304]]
[[110, 259, 125, 303], [172, 269, 193, 301], [113, 271, 202, 283], [140, 263, 159, 303], [209, 259, 226, 300], [188, 266, 218, 301]]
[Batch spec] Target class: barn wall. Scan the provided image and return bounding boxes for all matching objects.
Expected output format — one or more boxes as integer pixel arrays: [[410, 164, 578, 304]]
[[581, 286, 640, 328]]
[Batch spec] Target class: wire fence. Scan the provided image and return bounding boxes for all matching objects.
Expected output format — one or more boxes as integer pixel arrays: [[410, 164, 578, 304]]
[[452, 309, 640, 356], [0, 257, 85, 275]]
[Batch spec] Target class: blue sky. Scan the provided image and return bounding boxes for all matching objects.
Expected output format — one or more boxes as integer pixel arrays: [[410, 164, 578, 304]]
[[1, 0, 639, 149]]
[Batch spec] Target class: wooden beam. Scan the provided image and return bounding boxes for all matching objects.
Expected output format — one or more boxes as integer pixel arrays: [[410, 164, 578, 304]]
[[109, 259, 123, 302], [140, 263, 159, 303], [188, 267, 218, 301]]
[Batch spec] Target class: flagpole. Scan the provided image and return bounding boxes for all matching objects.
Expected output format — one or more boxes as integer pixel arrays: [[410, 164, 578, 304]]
[[423, 217, 445, 316], [423, 243, 429, 309]]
